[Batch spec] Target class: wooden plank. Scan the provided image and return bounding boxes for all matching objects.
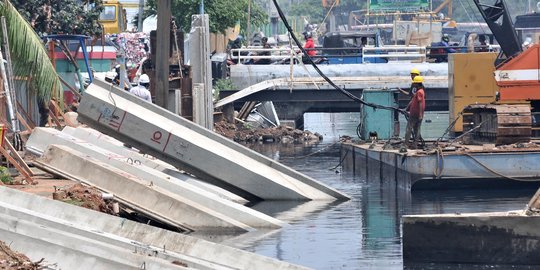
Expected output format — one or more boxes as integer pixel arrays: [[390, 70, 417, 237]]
[[17, 101, 36, 128], [4, 138, 33, 177], [50, 100, 76, 127], [0, 144, 32, 183], [59, 76, 82, 100], [48, 110, 62, 129], [16, 112, 32, 132]]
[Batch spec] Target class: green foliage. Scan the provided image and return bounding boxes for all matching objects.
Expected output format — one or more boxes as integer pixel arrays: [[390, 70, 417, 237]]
[[0, 0, 63, 100], [10, 0, 104, 36], [214, 78, 234, 91], [0, 166, 12, 184], [287, 0, 364, 25], [145, 0, 267, 34]]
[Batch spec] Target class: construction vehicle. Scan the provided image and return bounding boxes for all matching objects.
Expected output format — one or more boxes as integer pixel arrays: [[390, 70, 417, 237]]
[[99, 0, 128, 34], [460, 0, 540, 145]]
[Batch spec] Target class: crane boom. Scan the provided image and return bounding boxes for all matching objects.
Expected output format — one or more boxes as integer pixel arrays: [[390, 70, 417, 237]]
[[472, 0, 522, 65]]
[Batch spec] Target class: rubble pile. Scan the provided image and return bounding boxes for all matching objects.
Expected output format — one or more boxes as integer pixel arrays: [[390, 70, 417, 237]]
[[113, 32, 148, 67], [0, 241, 43, 270], [214, 121, 322, 143], [54, 183, 117, 215]]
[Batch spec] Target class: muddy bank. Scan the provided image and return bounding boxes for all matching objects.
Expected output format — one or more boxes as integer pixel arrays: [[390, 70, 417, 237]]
[[214, 121, 323, 143], [53, 183, 117, 215], [0, 241, 43, 270]]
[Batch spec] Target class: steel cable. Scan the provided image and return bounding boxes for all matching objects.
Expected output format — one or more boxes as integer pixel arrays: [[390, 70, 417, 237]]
[[271, 0, 408, 117]]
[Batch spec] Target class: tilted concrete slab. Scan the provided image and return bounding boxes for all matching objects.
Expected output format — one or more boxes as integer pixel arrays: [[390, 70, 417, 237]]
[[0, 187, 310, 270], [0, 202, 191, 270], [61, 126, 248, 204], [78, 79, 349, 201], [26, 128, 284, 229], [34, 144, 256, 232]]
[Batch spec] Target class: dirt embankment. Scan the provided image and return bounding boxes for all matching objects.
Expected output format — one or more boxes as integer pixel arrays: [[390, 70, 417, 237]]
[[0, 241, 43, 270], [53, 183, 117, 215], [214, 121, 323, 143]]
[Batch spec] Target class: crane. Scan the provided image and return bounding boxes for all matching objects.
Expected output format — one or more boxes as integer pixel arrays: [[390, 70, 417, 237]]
[[461, 0, 539, 145]]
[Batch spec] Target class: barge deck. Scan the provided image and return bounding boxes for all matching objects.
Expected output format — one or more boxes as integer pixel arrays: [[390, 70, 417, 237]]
[[341, 141, 540, 190]]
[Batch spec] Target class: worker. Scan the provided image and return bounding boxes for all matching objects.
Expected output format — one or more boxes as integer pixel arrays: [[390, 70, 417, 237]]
[[228, 35, 243, 64], [431, 34, 456, 62], [477, 34, 489, 52], [254, 37, 272, 65], [303, 31, 316, 57], [398, 68, 421, 97], [37, 96, 49, 127], [404, 75, 425, 149], [129, 74, 152, 103]]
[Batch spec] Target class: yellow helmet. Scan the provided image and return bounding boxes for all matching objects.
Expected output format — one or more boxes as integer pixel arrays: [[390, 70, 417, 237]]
[[410, 68, 420, 75], [413, 75, 424, 83]]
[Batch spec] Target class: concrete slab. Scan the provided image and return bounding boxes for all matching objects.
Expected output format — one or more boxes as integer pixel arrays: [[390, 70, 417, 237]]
[[77, 79, 349, 201], [0, 186, 310, 270], [34, 144, 255, 232], [229, 63, 449, 89], [0, 202, 191, 270], [61, 126, 248, 204], [26, 128, 283, 229], [403, 211, 540, 265]]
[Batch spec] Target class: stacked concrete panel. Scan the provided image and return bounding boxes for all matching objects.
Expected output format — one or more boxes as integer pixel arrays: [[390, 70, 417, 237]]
[[0, 187, 310, 270], [27, 128, 285, 230]]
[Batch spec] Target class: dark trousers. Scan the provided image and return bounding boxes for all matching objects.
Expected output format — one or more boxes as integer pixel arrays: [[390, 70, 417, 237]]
[[404, 116, 422, 147]]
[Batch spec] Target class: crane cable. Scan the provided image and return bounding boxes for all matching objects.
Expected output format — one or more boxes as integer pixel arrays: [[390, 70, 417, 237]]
[[271, 0, 408, 117]]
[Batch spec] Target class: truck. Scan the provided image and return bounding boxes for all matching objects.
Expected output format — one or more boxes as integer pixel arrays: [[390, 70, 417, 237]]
[[99, 0, 128, 34]]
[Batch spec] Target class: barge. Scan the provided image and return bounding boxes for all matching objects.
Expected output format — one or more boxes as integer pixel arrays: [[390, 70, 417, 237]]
[[341, 141, 540, 190]]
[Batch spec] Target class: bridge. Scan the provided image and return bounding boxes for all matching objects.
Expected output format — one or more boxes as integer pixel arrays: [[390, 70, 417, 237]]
[[217, 76, 449, 127]]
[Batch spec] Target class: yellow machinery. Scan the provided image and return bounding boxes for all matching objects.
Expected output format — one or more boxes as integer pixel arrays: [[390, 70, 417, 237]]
[[448, 52, 499, 134], [99, 0, 127, 34]]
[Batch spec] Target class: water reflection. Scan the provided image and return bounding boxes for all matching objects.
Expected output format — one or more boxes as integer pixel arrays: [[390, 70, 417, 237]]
[[207, 112, 537, 269]]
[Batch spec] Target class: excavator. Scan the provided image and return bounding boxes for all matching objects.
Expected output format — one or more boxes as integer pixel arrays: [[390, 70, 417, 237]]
[[462, 0, 540, 145]]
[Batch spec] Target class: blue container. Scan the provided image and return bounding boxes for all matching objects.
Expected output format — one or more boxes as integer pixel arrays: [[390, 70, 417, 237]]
[[360, 89, 399, 140]]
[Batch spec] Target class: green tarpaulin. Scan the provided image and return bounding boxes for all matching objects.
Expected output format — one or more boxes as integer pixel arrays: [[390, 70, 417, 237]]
[[369, 0, 429, 11]]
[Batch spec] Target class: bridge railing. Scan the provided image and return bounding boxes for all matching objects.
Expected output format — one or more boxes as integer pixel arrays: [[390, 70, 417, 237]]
[[229, 44, 501, 64]]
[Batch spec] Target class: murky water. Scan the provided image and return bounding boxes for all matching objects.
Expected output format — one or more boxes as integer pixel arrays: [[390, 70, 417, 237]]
[[226, 112, 537, 270]]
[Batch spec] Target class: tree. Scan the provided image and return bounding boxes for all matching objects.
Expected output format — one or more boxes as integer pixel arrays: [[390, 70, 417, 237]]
[[145, 0, 267, 34], [10, 0, 104, 36], [0, 0, 62, 100], [288, 0, 364, 27]]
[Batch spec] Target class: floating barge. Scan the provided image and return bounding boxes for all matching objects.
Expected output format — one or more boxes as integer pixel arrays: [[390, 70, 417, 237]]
[[402, 184, 540, 266], [341, 141, 540, 190]]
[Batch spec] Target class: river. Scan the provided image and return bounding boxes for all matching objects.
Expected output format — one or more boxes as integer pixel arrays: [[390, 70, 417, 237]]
[[226, 112, 536, 270]]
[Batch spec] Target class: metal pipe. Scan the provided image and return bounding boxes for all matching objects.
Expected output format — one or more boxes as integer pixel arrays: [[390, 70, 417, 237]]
[[1, 17, 19, 133]]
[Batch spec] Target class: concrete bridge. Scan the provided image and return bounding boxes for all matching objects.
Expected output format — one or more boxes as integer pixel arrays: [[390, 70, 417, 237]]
[[218, 76, 449, 126]]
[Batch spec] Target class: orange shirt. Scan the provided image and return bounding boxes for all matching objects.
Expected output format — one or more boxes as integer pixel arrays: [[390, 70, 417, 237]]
[[304, 38, 316, 56], [409, 88, 425, 118]]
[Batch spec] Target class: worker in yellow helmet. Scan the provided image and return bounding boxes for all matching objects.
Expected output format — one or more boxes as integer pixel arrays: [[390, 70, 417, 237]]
[[398, 68, 421, 97], [404, 75, 425, 149]]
